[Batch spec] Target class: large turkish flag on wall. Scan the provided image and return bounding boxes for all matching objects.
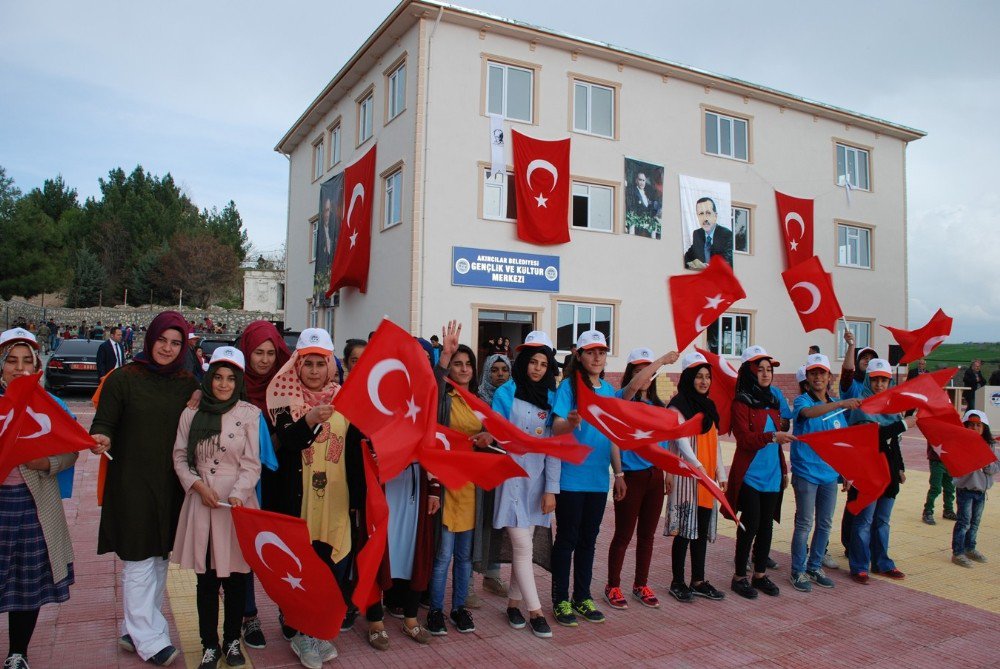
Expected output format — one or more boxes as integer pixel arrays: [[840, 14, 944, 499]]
[[327, 144, 376, 295], [774, 190, 814, 268], [512, 130, 571, 245]]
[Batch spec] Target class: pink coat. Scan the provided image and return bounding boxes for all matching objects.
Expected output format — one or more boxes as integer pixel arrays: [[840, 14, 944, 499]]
[[171, 401, 261, 576]]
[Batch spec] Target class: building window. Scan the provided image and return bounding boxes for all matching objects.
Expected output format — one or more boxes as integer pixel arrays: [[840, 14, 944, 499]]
[[387, 62, 406, 120], [308, 218, 318, 263], [732, 205, 751, 254], [328, 123, 341, 167], [572, 182, 613, 232], [324, 307, 334, 334], [707, 313, 751, 358], [482, 168, 516, 220], [837, 223, 871, 268], [384, 169, 402, 229], [837, 319, 872, 359], [358, 92, 374, 144], [836, 142, 870, 190], [556, 301, 614, 353], [487, 61, 533, 123], [705, 110, 749, 161], [312, 139, 324, 180], [573, 80, 614, 138], [308, 300, 318, 328], [277, 283, 285, 311]]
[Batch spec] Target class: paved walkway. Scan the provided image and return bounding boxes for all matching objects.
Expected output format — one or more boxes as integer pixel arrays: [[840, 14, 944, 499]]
[[2, 396, 997, 668]]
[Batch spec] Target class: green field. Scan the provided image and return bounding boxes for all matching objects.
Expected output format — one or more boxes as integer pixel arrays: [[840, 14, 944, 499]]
[[921, 342, 1000, 377]]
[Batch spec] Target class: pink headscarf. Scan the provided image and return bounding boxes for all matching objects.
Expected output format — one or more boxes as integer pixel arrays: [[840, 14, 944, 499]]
[[266, 350, 340, 423]]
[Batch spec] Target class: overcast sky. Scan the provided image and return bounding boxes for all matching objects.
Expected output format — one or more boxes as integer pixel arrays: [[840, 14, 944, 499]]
[[2, 1, 997, 340]]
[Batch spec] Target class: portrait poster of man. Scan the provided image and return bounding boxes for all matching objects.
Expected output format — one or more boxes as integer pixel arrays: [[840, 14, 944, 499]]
[[678, 174, 733, 271], [315, 173, 343, 307], [624, 157, 663, 239]]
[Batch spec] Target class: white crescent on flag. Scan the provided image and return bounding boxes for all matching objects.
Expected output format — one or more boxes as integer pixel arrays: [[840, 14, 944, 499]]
[[791, 282, 822, 315], [346, 183, 365, 228], [784, 212, 805, 239], [900, 391, 929, 403], [367, 359, 412, 416], [255, 531, 303, 571], [832, 441, 853, 448], [0, 409, 13, 438], [585, 405, 632, 441], [525, 159, 558, 192], [922, 335, 948, 357], [21, 408, 51, 440], [435, 431, 452, 451]]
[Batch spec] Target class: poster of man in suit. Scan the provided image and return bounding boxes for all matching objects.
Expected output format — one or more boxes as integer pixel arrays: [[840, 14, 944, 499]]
[[624, 157, 663, 239], [679, 174, 733, 270], [315, 173, 343, 308]]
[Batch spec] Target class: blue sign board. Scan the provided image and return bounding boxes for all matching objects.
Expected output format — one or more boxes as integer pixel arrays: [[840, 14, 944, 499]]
[[452, 246, 560, 292]]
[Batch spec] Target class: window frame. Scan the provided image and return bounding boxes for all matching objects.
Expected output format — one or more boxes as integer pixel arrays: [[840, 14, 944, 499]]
[[551, 295, 620, 355], [731, 202, 754, 255], [381, 161, 404, 231], [835, 220, 874, 270], [836, 318, 874, 360], [308, 216, 318, 263], [569, 74, 620, 140], [384, 54, 407, 124], [311, 136, 325, 182], [308, 299, 318, 328], [705, 311, 754, 359], [570, 178, 617, 234], [834, 140, 872, 192], [481, 54, 540, 125], [702, 106, 753, 163], [356, 86, 375, 146], [478, 162, 517, 222], [327, 119, 342, 169]]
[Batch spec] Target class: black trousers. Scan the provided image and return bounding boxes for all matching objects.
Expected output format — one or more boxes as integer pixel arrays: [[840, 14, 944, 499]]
[[196, 570, 247, 649], [551, 491, 606, 604], [8, 609, 39, 656], [734, 485, 780, 577], [385, 579, 421, 619], [312, 540, 383, 624], [672, 506, 712, 584]]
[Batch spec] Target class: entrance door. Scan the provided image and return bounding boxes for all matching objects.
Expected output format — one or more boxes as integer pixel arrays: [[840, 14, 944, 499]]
[[476, 309, 536, 373]]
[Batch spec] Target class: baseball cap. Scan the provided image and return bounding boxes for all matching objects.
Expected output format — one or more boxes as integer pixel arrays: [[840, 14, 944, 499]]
[[0, 327, 39, 350], [857, 346, 877, 360], [805, 353, 831, 372], [626, 347, 655, 365], [576, 330, 608, 351], [188, 332, 200, 340], [296, 328, 335, 357], [963, 409, 989, 426], [680, 351, 709, 370], [795, 366, 807, 383], [209, 346, 245, 371], [516, 330, 554, 351], [740, 345, 780, 367], [867, 358, 892, 378]]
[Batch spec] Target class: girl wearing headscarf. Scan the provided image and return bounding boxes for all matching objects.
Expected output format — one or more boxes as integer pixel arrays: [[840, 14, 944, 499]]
[[237, 320, 291, 650], [0, 329, 81, 669], [727, 347, 793, 600], [847, 358, 913, 584], [171, 348, 261, 669], [490, 334, 560, 638], [664, 352, 727, 604], [90, 311, 199, 666]]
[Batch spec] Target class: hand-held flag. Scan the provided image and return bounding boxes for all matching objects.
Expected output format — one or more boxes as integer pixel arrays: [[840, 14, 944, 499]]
[[695, 347, 739, 435], [781, 255, 843, 333], [794, 423, 889, 513], [916, 417, 999, 478], [669, 255, 746, 351], [352, 441, 388, 611], [882, 308, 953, 365], [857, 367, 960, 425]]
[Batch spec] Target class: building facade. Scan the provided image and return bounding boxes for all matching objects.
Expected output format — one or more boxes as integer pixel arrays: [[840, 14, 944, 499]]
[[276, 0, 924, 377], [242, 268, 286, 316]]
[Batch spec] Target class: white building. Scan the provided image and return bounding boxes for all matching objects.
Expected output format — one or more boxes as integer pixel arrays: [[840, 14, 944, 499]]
[[243, 268, 285, 316], [276, 0, 924, 382]]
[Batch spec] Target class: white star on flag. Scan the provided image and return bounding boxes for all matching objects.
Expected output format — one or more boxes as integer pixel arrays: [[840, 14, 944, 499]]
[[349, 230, 358, 248], [704, 294, 724, 310], [931, 444, 946, 457], [789, 239, 799, 251], [282, 573, 304, 590], [534, 193, 548, 208], [404, 396, 421, 423], [630, 429, 653, 440]]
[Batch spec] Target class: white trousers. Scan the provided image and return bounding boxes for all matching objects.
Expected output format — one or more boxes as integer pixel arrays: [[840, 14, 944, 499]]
[[120, 557, 171, 660], [506, 527, 541, 612]]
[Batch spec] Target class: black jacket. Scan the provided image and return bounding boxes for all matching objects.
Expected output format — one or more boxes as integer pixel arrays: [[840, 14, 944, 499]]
[[684, 224, 734, 267], [96, 339, 122, 378]]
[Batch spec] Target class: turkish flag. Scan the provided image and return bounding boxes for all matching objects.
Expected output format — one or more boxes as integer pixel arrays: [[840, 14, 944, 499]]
[[232, 506, 346, 640], [669, 255, 747, 351], [794, 423, 889, 513], [695, 347, 739, 436], [0, 372, 94, 482], [781, 255, 843, 333], [444, 379, 591, 464], [882, 308, 953, 365], [335, 318, 438, 480], [512, 130, 571, 245], [327, 144, 376, 295], [573, 375, 704, 446], [632, 444, 741, 525], [774, 191, 814, 268], [916, 417, 999, 478], [857, 367, 961, 425], [353, 440, 388, 611], [420, 425, 527, 491]]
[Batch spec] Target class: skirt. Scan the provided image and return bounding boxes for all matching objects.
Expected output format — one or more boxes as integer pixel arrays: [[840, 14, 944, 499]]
[[0, 484, 74, 612]]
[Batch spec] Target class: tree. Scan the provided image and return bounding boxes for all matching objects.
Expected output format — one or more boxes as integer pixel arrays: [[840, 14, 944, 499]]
[[22, 175, 78, 223], [154, 232, 240, 308], [0, 166, 21, 223], [66, 245, 106, 307], [204, 200, 251, 263], [0, 199, 67, 300]]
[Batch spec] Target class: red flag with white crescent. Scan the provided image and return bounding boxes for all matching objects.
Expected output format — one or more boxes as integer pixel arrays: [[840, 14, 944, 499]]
[[857, 367, 961, 425], [327, 144, 376, 295], [774, 191, 814, 268], [916, 417, 999, 478], [780, 255, 843, 333], [668, 255, 746, 351], [794, 423, 889, 514], [632, 444, 741, 525], [352, 441, 388, 611], [512, 130, 571, 245], [695, 347, 739, 435], [882, 308, 953, 365]]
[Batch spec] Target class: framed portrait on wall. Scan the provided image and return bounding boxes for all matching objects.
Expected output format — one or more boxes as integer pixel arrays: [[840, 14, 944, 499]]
[[624, 157, 664, 239], [678, 174, 733, 270]]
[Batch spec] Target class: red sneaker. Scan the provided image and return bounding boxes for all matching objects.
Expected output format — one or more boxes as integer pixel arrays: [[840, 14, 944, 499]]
[[850, 572, 870, 584], [603, 585, 628, 610], [878, 568, 905, 580], [632, 585, 660, 608]]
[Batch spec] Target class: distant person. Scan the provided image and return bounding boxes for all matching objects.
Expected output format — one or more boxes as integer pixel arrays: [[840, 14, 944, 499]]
[[96, 327, 127, 379], [962, 360, 986, 410], [808, 345, 820, 355], [950, 410, 998, 568], [560, 344, 577, 372], [683, 197, 733, 270], [429, 334, 443, 366], [989, 368, 1000, 386], [625, 172, 661, 218], [78, 321, 87, 339], [35, 320, 50, 355], [907, 358, 928, 380]]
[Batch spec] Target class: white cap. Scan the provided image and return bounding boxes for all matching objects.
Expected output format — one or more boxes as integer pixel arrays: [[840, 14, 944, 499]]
[[857, 346, 877, 360], [741, 345, 780, 367], [0, 328, 38, 350], [209, 346, 245, 371], [296, 328, 335, 357], [576, 330, 608, 351], [867, 358, 892, 378], [680, 351, 709, 370], [805, 353, 831, 372], [626, 347, 655, 365], [188, 332, 200, 340], [963, 409, 989, 426], [795, 366, 807, 383], [516, 330, 554, 351]]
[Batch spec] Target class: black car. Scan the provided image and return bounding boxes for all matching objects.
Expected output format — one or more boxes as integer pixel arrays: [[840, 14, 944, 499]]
[[45, 339, 103, 393], [199, 334, 240, 359]]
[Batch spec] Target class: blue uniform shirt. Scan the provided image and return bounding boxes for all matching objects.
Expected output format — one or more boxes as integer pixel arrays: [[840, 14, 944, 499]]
[[552, 378, 613, 492], [790, 393, 844, 484], [743, 414, 782, 492]]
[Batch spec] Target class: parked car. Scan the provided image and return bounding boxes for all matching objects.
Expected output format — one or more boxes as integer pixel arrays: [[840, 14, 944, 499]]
[[45, 339, 103, 393], [199, 334, 240, 359]]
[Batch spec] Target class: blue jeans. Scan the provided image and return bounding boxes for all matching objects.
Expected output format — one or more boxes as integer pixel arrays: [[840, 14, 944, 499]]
[[849, 496, 896, 573], [952, 488, 986, 555], [790, 476, 838, 575], [429, 528, 472, 612]]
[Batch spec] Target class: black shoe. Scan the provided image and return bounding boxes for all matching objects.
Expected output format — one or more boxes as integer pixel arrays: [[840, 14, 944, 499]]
[[529, 615, 553, 638], [387, 605, 405, 619], [450, 607, 476, 633], [766, 557, 779, 570], [222, 639, 245, 667], [426, 608, 447, 636], [691, 581, 725, 601], [277, 612, 296, 641], [943, 510, 958, 521], [341, 607, 358, 632], [751, 575, 780, 597], [731, 577, 758, 600], [150, 645, 180, 667], [4, 653, 29, 669], [118, 634, 136, 653], [506, 607, 526, 630], [668, 582, 693, 603], [241, 616, 266, 649], [197, 646, 220, 669]]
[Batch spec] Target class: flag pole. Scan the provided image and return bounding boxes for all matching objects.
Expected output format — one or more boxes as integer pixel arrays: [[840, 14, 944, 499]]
[[103, 451, 114, 461]]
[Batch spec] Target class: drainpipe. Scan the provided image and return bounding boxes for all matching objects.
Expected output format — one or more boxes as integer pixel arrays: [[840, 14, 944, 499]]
[[417, 5, 444, 336]]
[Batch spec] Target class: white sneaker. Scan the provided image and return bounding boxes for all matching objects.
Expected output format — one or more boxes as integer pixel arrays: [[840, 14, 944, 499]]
[[821, 552, 840, 570], [289, 635, 321, 669], [313, 638, 338, 662]]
